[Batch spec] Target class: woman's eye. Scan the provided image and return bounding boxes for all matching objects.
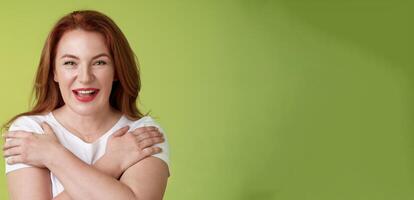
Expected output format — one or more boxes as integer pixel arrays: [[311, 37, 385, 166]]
[[95, 60, 107, 65], [63, 61, 76, 65]]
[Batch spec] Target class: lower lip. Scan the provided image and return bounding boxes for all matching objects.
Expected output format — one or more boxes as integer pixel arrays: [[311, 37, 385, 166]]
[[72, 90, 99, 103]]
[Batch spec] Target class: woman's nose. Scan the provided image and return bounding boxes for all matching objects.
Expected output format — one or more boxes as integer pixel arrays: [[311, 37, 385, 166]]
[[78, 65, 95, 83]]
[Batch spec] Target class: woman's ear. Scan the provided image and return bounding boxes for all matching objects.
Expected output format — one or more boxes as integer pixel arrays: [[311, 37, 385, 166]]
[[54, 70, 58, 82]]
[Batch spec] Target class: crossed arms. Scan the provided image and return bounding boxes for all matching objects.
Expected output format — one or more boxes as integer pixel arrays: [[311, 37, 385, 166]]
[[4, 123, 169, 200]]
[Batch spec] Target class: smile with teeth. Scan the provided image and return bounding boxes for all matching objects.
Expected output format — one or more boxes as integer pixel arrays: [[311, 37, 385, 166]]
[[72, 88, 100, 102], [76, 90, 96, 95]]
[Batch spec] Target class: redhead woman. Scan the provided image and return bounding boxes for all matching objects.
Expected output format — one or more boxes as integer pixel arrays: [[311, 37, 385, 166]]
[[2, 10, 170, 200]]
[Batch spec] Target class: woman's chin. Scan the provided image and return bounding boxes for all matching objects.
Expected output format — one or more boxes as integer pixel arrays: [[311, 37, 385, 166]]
[[67, 103, 106, 116]]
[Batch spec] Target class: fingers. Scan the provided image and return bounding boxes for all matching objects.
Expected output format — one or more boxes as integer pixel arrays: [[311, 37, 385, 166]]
[[141, 146, 162, 157], [3, 146, 22, 158], [138, 136, 165, 150], [131, 126, 165, 150], [137, 131, 163, 143], [132, 126, 159, 136], [111, 126, 130, 137], [3, 131, 34, 139], [6, 155, 24, 165], [41, 122, 54, 134], [132, 126, 163, 142], [2, 138, 23, 151]]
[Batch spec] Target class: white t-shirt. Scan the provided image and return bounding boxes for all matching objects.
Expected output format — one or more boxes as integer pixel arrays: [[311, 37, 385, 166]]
[[5, 112, 170, 197]]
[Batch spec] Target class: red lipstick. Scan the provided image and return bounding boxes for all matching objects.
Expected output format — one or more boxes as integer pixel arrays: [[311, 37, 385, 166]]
[[72, 88, 100, 103]]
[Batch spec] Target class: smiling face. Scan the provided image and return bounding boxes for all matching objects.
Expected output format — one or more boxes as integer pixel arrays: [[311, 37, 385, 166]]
[[54, 29, 115, 116]]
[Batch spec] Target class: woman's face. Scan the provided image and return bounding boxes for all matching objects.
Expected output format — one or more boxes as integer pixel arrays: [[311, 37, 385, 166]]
[[54, 29, 115, 116]]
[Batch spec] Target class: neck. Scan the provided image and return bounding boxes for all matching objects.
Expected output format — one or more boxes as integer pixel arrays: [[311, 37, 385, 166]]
[[52, 104, 121, 137]]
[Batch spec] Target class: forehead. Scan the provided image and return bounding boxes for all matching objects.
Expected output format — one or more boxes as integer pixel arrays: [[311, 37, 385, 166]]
[[56, 29, 109, 58]]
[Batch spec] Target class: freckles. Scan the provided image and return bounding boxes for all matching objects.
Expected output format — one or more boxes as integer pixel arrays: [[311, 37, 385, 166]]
[[61, 72, 78, 82], [56, 76, 76, 87], [55, 68, 76, 79]]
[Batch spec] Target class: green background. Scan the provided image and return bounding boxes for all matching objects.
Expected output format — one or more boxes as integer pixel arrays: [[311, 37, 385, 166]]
[[1, 0, 413, 199]]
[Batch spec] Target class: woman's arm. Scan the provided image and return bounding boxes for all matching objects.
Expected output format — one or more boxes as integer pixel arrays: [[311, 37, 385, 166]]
[[119, 156, 169, 200], [52, 154, 124, 200], [6, 148, 129, 200], [6, 167, 52, 200], [6, 152, 128, 200], [47, 145, 138, 200], [46, 125, 167, 200], [53, 126, 167, 200], [50, 147, 168, 200], [6, 153, 164, 200], [4, 124, 166, 200]]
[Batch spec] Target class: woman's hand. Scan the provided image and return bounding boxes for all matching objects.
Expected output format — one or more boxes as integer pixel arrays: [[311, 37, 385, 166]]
[[104, 125, 164, 176], [2, 122, 61, 168]]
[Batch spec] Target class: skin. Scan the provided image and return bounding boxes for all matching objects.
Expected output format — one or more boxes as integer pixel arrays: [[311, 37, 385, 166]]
[[3, 29, 169, 200]]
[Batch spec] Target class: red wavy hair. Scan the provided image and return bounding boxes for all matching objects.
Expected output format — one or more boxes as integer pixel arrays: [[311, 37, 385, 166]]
[[4, 10, 144, 129]]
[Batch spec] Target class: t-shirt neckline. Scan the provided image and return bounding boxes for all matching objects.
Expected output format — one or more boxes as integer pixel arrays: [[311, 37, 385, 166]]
[[48, 112, 126, 145]]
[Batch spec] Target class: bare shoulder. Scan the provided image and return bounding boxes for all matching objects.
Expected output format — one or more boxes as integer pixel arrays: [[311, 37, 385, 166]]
[[120, 156, 170, 200], [7, 167, 52, 200]]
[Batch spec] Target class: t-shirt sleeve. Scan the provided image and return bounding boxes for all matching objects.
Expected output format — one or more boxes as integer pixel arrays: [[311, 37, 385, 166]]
[[5, 116, 45, 174], [129, 116, 171, 170]]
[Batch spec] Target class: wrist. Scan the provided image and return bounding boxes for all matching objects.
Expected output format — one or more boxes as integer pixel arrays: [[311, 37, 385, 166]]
[[44, 144, 68, 169], [93, 154, 122, 179]]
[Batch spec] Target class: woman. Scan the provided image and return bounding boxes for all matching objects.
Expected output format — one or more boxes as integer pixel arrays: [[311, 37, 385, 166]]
[[2, 10, 170, 199]]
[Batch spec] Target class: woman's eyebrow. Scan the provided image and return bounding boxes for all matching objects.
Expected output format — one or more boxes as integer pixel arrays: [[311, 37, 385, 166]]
[[91, 53, 111, 60], [60, 54, 79, 59], [59, 53, 110, 60]]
